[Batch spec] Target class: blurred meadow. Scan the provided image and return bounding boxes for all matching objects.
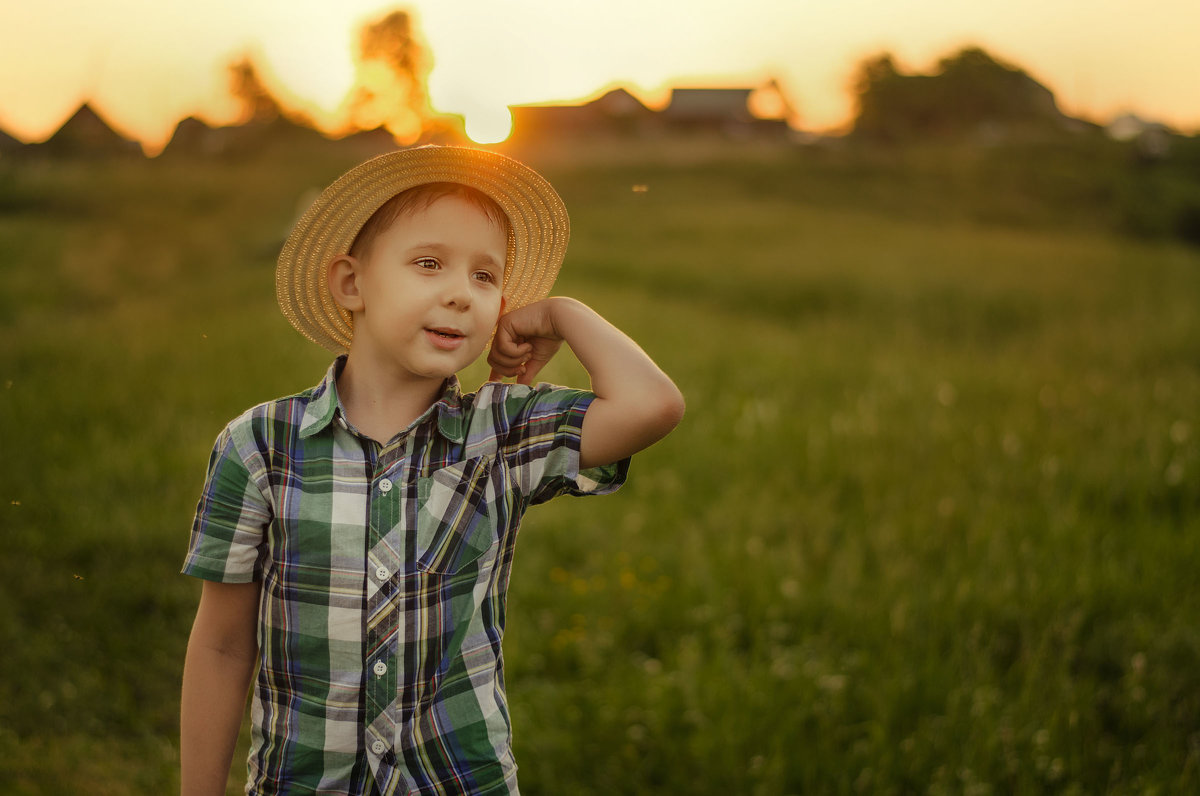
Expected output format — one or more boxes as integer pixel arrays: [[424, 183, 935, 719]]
[[1, 131, 1198, 794]]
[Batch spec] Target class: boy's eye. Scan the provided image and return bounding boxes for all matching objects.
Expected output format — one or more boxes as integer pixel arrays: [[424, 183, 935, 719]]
[[415, 257, 440, 270], [473, 270, 497, 284]]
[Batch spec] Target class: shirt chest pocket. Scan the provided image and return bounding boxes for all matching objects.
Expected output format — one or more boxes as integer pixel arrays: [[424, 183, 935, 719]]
[[415, 456, 500, 575]]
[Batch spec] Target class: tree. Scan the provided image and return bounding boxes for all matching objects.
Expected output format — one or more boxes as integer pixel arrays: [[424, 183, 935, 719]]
[[852, 46, 1066, 142], [346, 10, 430, 143], [228, 57, 283, 123], [852, 54, 912, 141]]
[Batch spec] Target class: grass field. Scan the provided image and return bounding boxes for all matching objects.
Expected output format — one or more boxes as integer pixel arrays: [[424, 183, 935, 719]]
[[1, 137, 1198, 794]]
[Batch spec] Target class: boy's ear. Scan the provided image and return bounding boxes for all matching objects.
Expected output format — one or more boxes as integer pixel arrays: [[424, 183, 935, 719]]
[[327, 255, 365, 313]]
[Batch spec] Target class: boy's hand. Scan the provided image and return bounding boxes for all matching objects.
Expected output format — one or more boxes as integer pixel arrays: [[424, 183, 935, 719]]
[[487, 296, 684, 468], [487, 298, 565, 384]]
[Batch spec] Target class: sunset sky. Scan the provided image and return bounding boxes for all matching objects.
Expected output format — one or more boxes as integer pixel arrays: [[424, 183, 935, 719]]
[[1, 0, 1196, 152]]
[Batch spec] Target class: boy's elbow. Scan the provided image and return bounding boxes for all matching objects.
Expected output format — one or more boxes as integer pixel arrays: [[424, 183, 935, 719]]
[[644, 379, 685, 440], [661, 381, 686, 431], [582, 381, 683, 468]]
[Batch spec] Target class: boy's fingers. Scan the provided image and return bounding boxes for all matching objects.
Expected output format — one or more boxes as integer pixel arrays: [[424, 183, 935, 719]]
[[518, 358, 547, 385], [488, 340, 533, 364], [488, 362, 527, 383], [487, 351, 525, 369]]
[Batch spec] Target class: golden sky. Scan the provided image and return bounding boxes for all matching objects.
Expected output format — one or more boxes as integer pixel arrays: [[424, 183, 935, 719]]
[[1, 0, 1197, 152]]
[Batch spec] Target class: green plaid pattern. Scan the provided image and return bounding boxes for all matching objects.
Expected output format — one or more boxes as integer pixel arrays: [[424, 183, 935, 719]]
[[184, 357, 627, 795]]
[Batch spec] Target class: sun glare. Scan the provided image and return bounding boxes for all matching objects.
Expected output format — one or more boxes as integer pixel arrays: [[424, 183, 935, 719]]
[[463, 107, 513, 145], [2, 1, 1198, 152]]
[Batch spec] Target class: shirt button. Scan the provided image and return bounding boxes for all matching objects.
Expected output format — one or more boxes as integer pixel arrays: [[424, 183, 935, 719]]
[[379, 478, 393, 494], [375, 565, 390, 581], [373, 660, 388, 677], [372, 740, 387, 755]]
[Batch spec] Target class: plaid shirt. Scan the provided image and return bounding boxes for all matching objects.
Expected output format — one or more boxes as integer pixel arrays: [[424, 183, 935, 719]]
[[184, 357, 626, 795]]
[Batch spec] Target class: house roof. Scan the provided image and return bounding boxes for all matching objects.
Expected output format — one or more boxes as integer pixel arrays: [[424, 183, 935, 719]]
[[663, 88, 754, 121], [589, 87, 652, 117], [42, 103, 141, 155]]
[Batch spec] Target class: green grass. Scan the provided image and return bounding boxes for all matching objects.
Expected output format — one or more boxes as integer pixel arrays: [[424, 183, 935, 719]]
[[1, 140, 1198, 793]]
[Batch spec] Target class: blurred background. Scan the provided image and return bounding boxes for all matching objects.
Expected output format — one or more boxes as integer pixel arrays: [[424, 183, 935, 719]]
[[1, 1, 1198, 793]]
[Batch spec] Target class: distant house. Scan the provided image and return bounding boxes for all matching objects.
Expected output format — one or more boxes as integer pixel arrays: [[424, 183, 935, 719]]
[[662, 88, 754, 125], [34, 103, 142, 157], [160, 114, 341, 159], [1107, 113, 1173, 159], [160, 116, 233, 157], [160, 112, 453, 159], [334, 125, 408, 156], [588, 87, 654, 123], [661, 86, 792, 139], [508, 87, 656, 145], [508, 82, 794, 146]]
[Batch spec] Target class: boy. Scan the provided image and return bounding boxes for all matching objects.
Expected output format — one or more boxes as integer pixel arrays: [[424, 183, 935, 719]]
[[180, 146, 684, 795]]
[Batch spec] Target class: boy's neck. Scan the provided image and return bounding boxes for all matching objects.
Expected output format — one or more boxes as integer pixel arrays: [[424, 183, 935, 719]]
[[335, 354, 446, 445]]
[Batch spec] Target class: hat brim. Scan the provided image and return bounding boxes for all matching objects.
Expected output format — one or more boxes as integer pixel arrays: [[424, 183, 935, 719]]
[[277, 146, 569, 353]]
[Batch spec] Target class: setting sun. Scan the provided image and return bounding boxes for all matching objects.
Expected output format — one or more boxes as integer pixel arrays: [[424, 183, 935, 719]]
[[462, 107, 513, 146], [1, 0, 1197, 153]]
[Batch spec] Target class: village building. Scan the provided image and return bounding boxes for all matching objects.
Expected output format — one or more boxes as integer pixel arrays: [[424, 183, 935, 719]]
[[662, 84, 794, 139], [507, 87, 657, 146], [32, 103, 142, 157], [1107, 112, 1173, 159], [507, 81, 796, 146]]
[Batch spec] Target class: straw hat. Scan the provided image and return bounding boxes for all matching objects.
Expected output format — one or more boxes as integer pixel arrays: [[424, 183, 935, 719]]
[[276, 145, 569, 353]]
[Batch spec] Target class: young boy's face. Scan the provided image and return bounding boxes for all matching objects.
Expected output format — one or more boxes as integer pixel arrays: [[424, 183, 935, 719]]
[[349, 194, 507, 383]]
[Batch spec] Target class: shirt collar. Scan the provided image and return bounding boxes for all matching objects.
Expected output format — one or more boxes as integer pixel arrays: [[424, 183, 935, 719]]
[[431, 378, 466, 442], [299, 356, 467, 443]]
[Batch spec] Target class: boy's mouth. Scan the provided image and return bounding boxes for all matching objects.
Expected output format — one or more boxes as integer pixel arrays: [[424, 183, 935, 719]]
[[426, 327, 466, 350]]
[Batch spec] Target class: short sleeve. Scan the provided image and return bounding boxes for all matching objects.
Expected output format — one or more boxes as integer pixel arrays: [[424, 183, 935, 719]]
[[495, 383, 630, 506], [182, 422, 272, 583]]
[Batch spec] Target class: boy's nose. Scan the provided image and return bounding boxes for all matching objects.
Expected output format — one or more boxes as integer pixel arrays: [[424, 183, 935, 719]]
[[443, 272, 472, 310]]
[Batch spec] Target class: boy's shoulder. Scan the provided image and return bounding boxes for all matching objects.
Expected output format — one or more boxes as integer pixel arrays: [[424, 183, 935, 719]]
[[464, 379, 591, 408], [446, 381, 599, 470], [212, 374, 334, 459], [457, 380, 594, 434]]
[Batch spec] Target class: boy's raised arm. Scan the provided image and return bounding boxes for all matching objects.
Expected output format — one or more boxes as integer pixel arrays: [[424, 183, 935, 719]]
[[181, 580, 260, 796], [488, 296, 685, 469]]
